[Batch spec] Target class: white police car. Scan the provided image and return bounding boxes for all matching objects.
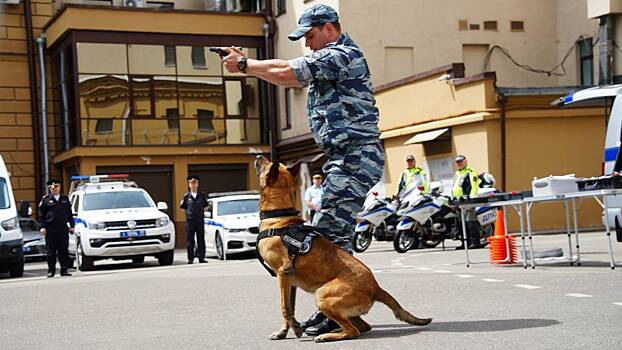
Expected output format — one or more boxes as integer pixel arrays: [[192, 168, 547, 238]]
[[68, 175, 175, 270], [204, 192, 259, 260]]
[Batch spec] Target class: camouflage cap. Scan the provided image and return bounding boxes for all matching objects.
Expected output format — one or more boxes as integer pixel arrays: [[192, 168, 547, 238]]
[[288, 4, 340, 41]]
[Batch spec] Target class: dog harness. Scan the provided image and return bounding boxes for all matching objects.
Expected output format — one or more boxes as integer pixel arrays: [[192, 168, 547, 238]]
[[256, 208, 319, 277]]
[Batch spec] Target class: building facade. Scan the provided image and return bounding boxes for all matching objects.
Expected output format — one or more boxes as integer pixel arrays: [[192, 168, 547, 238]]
[[1, 0, 275, 246]]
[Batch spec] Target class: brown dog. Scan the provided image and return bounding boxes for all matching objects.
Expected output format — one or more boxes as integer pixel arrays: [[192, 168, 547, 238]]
[[254, 155, 432, 343]]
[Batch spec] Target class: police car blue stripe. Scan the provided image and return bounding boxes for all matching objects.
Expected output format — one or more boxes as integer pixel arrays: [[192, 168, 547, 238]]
[[605, 147, 619, 162], [75, 217, 87, 227], [204, 219, 224, 228]]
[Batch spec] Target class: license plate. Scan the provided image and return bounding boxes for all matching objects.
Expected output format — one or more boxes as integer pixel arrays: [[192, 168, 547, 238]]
[[120, 230, 146, 238]]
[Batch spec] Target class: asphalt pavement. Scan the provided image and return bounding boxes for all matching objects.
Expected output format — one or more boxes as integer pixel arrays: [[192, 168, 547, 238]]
[[1, 231, 621, 350]]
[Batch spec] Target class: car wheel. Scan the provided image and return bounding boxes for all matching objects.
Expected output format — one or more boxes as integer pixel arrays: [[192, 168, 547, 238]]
[[77, 240, 94, 271], [132, 256, 145, 264], [215, 232, 226, 260], [9, 255, 24, 278], [157, 250, 174, 266]]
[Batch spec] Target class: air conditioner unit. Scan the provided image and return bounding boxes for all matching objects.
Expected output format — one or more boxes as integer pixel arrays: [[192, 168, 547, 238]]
[[122, 0, 145, 8], [0, 0, 21, 5]]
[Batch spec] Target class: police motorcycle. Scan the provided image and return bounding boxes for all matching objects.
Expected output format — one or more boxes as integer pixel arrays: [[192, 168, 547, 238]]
[[352, 192, 400, 253], [392, 173, 498, 253]]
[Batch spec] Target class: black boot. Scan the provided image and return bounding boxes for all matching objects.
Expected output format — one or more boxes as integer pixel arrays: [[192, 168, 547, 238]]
[[301, 311, 326, 330], [467, 222, 482, 249], [47, 271, 55, 278], [304, 318, 340, 336], [60, 269, 72, 277]]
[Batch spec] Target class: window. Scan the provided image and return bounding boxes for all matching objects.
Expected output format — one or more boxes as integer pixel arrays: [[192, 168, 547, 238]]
[[283, 88, 292, 130], [198, 109, 215, 131], [511, 21, 524, 32], [166, 108, 179, 129], [191, 46, 207, 69], [164, 45, 176, 68], [72, 195, 80, 214], [276, 0, 286, 16], [469, 23, 480, 30], [483, 21, 497, 31], [225, 80, 245, 117], [579, 37, 593, 86], [0, 178, 9, 209], [95, 119, 113, 133], [458, 20, 468, 31]]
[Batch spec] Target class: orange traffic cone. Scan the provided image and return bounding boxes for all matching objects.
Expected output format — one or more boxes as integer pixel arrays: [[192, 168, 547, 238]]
[[487, 208, 517, 264]]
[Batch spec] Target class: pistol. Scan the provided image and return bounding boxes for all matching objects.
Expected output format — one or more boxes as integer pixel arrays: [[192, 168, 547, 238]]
[[209, 47, 228, 57]]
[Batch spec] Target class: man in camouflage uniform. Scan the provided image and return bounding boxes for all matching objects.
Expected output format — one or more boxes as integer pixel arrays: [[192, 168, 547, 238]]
[[221, 3, 384, 335]]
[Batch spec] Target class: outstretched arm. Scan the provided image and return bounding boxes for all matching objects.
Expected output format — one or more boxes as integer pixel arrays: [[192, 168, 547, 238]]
[[221, 47, 302, 88]]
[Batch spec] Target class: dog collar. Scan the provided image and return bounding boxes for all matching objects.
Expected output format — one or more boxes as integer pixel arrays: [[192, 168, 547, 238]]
[[259, 208, 300, 220]]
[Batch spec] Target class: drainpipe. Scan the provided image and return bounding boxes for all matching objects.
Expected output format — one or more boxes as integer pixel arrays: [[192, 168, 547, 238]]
[[59, 50, 70, 150], [36, 35, 50, 187], [264, 0, 278, 160], [598, 15, 613, 85], [23, 0, 42, 199], [499, 94, 507, 192]]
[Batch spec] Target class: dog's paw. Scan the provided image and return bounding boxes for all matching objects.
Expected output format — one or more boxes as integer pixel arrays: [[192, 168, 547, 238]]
[[292, 321, 303, 338], [314, 334, 332, 343], [269, 329, 288, 340]]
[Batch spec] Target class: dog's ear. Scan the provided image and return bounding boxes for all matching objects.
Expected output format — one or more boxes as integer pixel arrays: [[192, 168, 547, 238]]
[[287, 161, 302, 178], [266, 161, 280, 186]]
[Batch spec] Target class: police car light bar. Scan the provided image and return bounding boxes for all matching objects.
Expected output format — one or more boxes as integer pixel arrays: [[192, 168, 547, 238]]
[[69, 174, 130, 183]]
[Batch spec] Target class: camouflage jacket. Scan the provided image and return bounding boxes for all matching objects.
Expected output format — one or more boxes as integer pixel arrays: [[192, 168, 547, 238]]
[[289, 33, 381, 156]]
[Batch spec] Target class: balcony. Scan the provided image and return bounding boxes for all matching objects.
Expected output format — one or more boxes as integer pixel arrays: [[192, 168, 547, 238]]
[[52, 0, 266, 14]]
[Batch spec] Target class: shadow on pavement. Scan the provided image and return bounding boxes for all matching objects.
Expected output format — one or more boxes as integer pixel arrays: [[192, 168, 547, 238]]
[[363, 318, 560, 338]]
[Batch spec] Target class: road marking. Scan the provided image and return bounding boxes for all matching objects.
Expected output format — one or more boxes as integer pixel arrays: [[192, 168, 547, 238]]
[[434, 270, 452, 274], [482, 278, 504, 283], [514, 284, 541, 290], [565, 293, 592, 298], [455, 274, 474, 278], [417, 267, 431, 271], [392, 262, 404, 266], [372, 270, 385, 273], [613, 302, 622, 307]]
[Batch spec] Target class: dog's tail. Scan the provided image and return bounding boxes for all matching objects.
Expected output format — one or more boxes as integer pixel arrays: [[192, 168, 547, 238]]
[[374, 287, 432, 326]]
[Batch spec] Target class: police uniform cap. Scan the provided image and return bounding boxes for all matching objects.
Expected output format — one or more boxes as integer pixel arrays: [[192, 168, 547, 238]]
[[187, 175, 200, 182], [47, 178, 61, 186], [455, 155, 467, 162], [406, 155, 415, 161], [288, 4, 340, 41]]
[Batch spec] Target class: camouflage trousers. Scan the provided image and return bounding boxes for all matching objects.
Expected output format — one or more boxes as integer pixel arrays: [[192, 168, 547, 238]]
[[311, 141, 384, 252]]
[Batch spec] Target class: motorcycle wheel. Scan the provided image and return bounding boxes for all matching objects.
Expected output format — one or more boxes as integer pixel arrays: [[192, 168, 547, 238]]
[[393, 229, 417, 253], [352, 228, 373, 253]]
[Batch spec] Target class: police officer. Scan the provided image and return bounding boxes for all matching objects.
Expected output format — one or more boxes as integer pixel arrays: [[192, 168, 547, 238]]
[[180, 175, 208, 264], [221, 4, 384, 336], [452, 155, 482, 250], [304, 172, 324, 222], [38, 178, 75, 278], [397, 155, 428, 194]]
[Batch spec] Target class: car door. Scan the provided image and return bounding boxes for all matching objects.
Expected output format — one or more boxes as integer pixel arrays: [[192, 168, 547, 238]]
[[204, 200, 216, 252], [68, 193, 80, 255]]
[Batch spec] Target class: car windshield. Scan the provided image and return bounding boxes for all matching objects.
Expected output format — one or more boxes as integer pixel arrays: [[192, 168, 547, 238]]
[[218, 199, 259, 216], [0, 178, 9, 209], [83, 191, 153, 211]]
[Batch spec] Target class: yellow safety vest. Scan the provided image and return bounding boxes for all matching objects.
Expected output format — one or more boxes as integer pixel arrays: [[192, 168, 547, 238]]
[[452, 166, 479, 198], [398, 167, 428, 194]]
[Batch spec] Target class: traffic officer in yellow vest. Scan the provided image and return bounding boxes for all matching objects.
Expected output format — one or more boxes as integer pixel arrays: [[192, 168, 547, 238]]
[[452, 155, 482, 250], [396, 155, 428, 195]]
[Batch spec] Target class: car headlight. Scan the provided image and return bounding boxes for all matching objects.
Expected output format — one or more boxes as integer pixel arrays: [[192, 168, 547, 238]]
[[157, 217, 169, 227], [88, 222, 106, 230], [1, 217, 18, 231]]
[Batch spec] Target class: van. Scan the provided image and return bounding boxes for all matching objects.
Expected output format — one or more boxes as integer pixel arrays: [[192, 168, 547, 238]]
[[0, 155, 24, 277], [555, 84, 622, 240]]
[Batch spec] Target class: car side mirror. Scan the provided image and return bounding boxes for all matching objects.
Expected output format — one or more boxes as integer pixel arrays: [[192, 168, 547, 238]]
[[157, 202, 168, 211], [204, 211, 212, 219]]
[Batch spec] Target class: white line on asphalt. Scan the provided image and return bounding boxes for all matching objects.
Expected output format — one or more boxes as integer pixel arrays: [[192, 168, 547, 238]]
[[614, 302, 622, 307], [434, 270, 452, 273], [455, 274, 474, 278], [417, 267, 431, 271], [514, 284, 542, 290], [565, 293, 592, 298], [482, 278, 504, 283], [392, 262, 404, 266]]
